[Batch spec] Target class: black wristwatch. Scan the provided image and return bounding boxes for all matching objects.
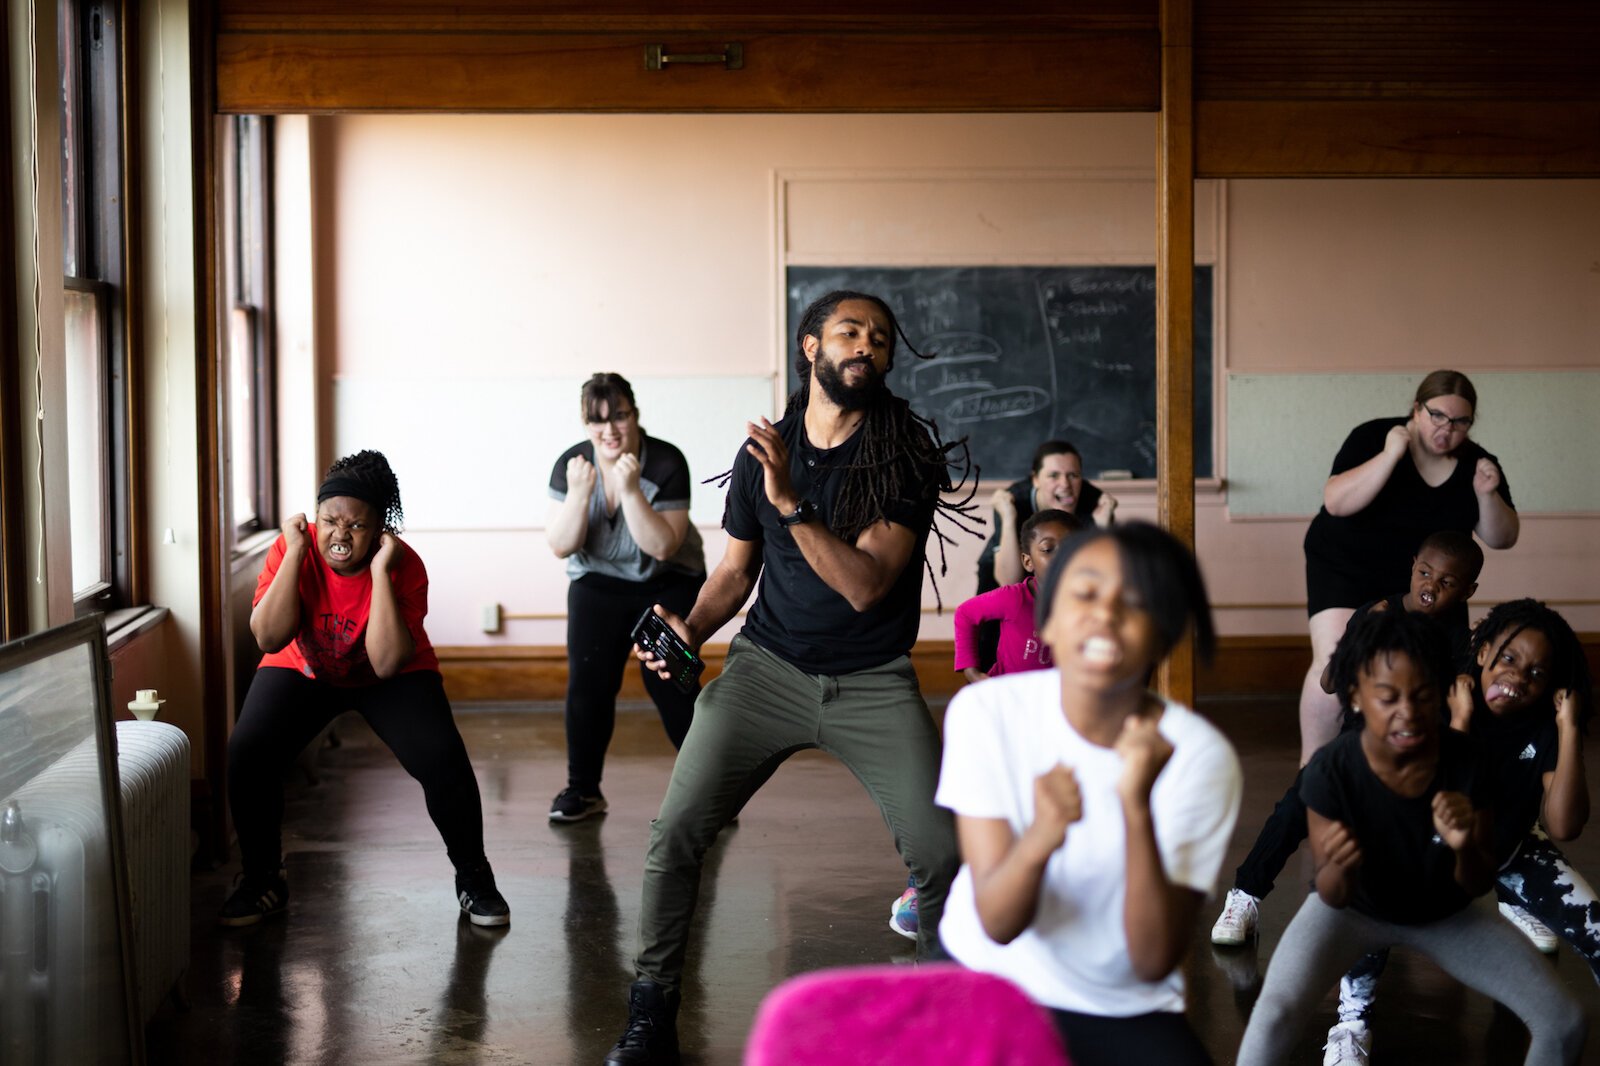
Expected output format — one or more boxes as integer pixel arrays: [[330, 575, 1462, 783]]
[[778, 499, 817, 527]]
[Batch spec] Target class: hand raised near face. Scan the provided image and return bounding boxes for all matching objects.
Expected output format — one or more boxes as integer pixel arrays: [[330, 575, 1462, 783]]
[[1448, 674, 1476, 732], [1028, 764, 1082, 853], [281, 512, 310, 553], [566, 454, 597, 498], [1386, 418, 1413, 458], [1555, 688, 1580, 730], [1432, 791, 1478, 852], [745, 417, 800, 514], [1320, 818, 1364, 872], [1473, 458, 1502, 496], [609, 452, 642, 496], [372, 531, 401, 573], [1114, 713, 1174, 807], [990, 486, 1018, 525], [1093, 491, 1117, 526]]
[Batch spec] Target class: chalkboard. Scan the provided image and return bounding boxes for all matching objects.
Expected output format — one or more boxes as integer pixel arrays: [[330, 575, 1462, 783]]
[[786, 266, 1213, 481]]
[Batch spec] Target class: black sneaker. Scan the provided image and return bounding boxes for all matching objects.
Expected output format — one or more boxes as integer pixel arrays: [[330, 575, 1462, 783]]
[[549, 787, 607, 822], [456, 864, 511, 927], [603, 979, 680, 1065], [219, 870, 289, 927]]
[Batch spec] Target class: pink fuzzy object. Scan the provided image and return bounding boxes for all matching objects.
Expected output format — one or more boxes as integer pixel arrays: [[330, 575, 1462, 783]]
[[744, 963, 1071, 1065]]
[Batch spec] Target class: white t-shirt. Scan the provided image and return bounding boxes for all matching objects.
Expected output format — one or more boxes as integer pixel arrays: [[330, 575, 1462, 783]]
[[935, 669, 1242, 1016]]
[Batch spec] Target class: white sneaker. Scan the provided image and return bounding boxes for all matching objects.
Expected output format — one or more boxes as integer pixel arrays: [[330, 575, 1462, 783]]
[[1499, 902, 1559, 953], [1322, 1020, 1371, 1066], [1210, 888, 1259, 945]]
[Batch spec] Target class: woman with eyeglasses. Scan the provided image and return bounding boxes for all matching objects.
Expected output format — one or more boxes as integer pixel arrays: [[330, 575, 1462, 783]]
[[1296, 370, 1517, 764], [545, 373, 706, 822]]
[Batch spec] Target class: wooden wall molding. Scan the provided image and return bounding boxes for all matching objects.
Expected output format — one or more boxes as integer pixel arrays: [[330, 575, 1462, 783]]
[[1196, 100, 1600, 178], [212, 0, 1600, 175], [217, 1, 1157, 37], [437, 634, 1600, 704], [215, 30, 1159, 114]]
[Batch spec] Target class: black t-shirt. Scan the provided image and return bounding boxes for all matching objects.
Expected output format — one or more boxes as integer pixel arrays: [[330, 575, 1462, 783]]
[[723, 412, 938, 673], [974, 476, 1103, 595], [1472, 709, 1561, 865], [1303, 417, 1513, 600], [1300, 729, 1491, 924]]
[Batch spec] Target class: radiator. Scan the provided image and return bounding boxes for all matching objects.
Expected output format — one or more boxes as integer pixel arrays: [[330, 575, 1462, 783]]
[[0, 722, 190, 1064], [114, 720, 191, 1023], [0, 736, 130, 1064]]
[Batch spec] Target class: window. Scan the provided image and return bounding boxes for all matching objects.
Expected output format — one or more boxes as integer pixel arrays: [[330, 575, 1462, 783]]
[[220, 115, 276, 537], [59, 0, 129, 609]]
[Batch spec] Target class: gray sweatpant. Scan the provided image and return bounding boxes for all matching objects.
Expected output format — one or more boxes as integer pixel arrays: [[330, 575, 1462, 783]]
[[633, 634, 959, 988], [1237, 893, 1586, 1066]]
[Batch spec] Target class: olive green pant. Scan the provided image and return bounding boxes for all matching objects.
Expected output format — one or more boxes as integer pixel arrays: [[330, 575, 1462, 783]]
[[634, 633, 958, 988]]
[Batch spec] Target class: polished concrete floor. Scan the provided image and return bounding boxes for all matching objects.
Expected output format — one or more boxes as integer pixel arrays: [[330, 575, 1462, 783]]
[[147, 697, 1600, 1065]]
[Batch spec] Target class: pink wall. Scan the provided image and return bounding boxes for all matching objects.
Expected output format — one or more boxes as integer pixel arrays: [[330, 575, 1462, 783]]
[[307, 115, 1599, 649]]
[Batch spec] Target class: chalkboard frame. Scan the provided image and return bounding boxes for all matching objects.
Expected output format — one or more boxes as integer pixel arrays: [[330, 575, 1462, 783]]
[[784, 266, 1214, 483]]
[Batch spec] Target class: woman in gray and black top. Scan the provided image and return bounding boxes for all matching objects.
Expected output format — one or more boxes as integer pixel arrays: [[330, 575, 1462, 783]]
[[546, 373, 706, 822]]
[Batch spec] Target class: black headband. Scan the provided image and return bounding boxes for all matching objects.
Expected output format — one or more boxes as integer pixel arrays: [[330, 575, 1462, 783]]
[[317, 476, 385, 515]]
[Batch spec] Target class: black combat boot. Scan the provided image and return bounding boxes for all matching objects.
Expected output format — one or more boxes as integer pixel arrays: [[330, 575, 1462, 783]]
[[603, 979, 680, 1065]]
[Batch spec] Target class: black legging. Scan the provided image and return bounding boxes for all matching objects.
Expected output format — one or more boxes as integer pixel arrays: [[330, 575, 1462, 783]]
[[1233, 770, 1310, 899], [564, 569, 704, 794], [228, 667, 486, 879], [1051, 1008, 1212, 1066]]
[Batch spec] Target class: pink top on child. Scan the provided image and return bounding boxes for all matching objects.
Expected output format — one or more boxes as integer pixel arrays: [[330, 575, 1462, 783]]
[[953, 578, 1053, 676]]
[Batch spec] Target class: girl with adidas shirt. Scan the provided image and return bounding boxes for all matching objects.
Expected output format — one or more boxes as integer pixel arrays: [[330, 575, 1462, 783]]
[[1321, 599, 1598, 1062], [1237, 609, 1586, 1066], [937, 523, 1242, 1066]]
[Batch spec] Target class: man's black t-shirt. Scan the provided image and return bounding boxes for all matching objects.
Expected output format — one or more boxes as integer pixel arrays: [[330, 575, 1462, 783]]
[[723, 411, 938, 674], [1300, 729, 1491, 924]]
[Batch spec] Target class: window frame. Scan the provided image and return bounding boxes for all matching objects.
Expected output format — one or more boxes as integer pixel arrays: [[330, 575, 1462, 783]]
[[59, 0, 131, 614], [220, 114, 278, 542]]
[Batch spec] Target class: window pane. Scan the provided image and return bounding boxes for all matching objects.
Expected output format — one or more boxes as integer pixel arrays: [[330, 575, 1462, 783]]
[[64, 289, 107, 593], [229, 306, 258, 528], [58, 3, 82, 277]]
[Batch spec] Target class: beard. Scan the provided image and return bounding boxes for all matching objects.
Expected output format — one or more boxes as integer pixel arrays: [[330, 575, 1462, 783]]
[[812, 354, 884, 411]]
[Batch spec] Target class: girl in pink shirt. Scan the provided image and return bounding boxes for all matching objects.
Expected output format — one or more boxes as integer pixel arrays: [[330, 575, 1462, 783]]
[[955, 509, 1081, 682]]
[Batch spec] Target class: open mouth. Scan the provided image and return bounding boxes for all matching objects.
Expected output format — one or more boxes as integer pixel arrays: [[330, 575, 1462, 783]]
[[1080, 635, 1120, 667], [1417, 588, 1437, 608], [1485, 681, 1522, 704], [1388, 727, 1427, 751], [328, 542, 352, 561]]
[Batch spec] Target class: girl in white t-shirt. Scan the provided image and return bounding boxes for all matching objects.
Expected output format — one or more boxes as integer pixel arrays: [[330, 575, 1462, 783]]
[[936, 522, 1243, 1066]]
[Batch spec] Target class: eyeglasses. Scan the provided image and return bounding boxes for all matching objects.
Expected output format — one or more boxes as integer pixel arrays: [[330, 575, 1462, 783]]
[[586, 408, 636, 427], [1422, 403, 1474, 431]]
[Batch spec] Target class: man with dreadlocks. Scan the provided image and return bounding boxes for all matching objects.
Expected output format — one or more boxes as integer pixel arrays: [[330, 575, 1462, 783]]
[[603, 292, 977, 1065], [221, 449, 510, 929]]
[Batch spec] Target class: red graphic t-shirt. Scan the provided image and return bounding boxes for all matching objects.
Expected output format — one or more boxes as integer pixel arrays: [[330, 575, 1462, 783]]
[[253, 529, 439, 687]]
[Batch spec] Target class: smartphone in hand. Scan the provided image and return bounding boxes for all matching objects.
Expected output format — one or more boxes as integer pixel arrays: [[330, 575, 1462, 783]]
[[631, 609, 705, 695]]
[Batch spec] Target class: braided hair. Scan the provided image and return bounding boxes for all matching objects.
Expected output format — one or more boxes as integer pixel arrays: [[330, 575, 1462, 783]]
[[1469, 598, 1592, 729], [714, 290, 982, 605], [1328, 608, 1455, 715], [322, 450, 405, 534]]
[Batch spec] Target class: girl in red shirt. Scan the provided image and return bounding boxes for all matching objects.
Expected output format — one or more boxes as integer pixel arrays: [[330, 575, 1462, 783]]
[[221, 450, 508, 927]]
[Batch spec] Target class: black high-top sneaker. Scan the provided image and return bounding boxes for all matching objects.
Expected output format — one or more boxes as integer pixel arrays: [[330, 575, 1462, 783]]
[[603, 979, 680, 1065]]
